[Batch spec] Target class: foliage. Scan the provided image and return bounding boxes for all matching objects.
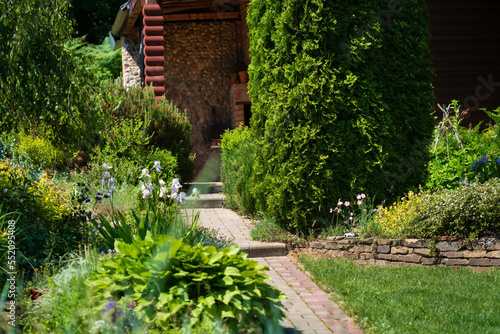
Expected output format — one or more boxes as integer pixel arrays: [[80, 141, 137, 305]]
[[89, 115, 179, 186], [1, 131, 76, 172], [220, 125, 257, 215], [0, 160, 89, 270], [247, 0, 435, 232], [300, 256, 500, 334], [19, 248, 101, 333], [250, 217, 292, 243], [373, 190, 429, 238], [0, 0, 104, 148], [375, 180, 500, 241], [87, 232, 286, 333], [71, 36, 122, 80], [101, 83, 194, 181], [425, 103, 500, 191]]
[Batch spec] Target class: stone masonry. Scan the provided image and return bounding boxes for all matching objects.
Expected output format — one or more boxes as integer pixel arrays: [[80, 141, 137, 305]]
[[163, 21, 237, 176], [292, 237, 500, 267]]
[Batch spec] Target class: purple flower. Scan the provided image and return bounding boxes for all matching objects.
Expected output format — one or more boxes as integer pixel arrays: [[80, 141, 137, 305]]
[[329, 208, 333, 214], [497, 158, 500, 166], [471, 161, 477, 170], [357, 200, 362, 205], [480, 155, 488, 164]]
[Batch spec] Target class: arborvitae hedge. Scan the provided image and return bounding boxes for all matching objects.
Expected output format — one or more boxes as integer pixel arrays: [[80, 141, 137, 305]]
[[247, 0, 435, 231]]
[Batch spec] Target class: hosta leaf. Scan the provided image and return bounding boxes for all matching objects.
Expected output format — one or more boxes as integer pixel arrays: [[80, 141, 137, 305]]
[[224, 266, 241, 276]]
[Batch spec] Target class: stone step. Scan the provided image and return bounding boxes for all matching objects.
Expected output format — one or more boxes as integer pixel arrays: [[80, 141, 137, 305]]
[[183, 182, 223, 194], [183, 193, 224, 209]]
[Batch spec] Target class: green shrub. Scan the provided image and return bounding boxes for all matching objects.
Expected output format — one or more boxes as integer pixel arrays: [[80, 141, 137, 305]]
[[220, 125, 257, 215], [375, 180, 500, 241], [425, 103, 500, 191], [374, 189, 430, 238], [0, 160, 89, 270], [247, 0, 435, 232], [102, 83, 194, 182], [0, 131, 77, 172], [87, 232, 286, 333], [89, 117, 179, 186], [0, 0, 105, 149]]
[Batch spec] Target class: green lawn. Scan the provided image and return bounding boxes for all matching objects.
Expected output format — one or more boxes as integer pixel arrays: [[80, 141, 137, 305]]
[[299, 256, 500, 334]]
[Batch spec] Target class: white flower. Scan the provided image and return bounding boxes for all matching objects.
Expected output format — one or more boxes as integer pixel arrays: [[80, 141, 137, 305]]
[[170, 178, 182, 191], [176, 191, 186, 202], [109, 184, 116, 194], [141, 183, 154, 199], [151, 161, 162, 172], [102, 163, 112, 171], [109, 177, 116, 184], [139, 168, 151, 179], [190, 187, 200, 199], [159, 179, 166, 186], [159, 186, 167, 198], [103, 171, 111, 179]]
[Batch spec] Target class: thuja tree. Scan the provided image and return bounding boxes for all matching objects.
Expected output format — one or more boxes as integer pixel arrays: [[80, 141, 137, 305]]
[[0, 0, 103, 148], [247, 0, 435, 231]]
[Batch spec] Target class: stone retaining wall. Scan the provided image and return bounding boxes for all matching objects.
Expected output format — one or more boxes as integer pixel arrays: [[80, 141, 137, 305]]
[[292, 237, 500, 267]]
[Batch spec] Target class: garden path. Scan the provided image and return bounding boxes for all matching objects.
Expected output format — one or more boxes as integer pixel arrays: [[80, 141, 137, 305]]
[[194, 206, 364, 334]]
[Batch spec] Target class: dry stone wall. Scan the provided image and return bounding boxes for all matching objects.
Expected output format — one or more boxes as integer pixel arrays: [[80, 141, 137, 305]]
[[292, 237, 500, 267], [163, 20, 237, 176]]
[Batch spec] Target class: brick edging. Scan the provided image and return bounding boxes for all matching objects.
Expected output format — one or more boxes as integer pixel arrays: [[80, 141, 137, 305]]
[[290, 237, 500, 267]]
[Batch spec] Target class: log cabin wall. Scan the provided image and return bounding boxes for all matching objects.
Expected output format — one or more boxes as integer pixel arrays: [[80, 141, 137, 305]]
[[428, 0, 500, 125]]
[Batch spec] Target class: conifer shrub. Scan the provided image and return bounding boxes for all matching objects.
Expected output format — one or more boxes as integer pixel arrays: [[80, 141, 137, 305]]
[[220, 126, 257, 215], [247, 0, 435, 231]]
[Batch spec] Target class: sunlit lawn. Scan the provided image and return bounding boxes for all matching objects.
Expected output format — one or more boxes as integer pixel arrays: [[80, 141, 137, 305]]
[[299, 256, 500, 334]]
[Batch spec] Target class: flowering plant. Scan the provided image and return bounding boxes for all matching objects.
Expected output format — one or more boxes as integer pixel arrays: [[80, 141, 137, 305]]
[[469, 154, 500, 184], [329, 193, 380, 236], [91, 161, 202, 250]]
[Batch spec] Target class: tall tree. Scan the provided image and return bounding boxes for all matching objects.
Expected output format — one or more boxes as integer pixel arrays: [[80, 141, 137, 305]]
[[0, 0, 103, 147]]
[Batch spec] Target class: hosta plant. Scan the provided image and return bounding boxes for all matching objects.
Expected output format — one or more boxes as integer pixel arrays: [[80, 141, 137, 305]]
[[87, 232, 286, 333]]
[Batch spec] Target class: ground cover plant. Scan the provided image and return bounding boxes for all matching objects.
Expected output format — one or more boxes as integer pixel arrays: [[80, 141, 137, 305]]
[[299, 256, 500, 334]]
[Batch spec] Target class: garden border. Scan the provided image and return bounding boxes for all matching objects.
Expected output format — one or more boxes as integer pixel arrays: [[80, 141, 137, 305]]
[[289, 237, 500, 267]]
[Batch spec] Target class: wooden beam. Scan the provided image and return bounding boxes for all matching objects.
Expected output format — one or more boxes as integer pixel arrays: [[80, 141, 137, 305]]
[[164, 11, 240, 22]]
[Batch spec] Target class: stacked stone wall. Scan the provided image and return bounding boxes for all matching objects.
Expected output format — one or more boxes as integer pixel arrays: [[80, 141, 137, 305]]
[[163, 21, 237, 177], [291, 237, 500, 267]]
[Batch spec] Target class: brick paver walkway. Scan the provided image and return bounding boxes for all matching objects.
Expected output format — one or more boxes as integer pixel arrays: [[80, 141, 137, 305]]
[[195, 207, 364, 334]]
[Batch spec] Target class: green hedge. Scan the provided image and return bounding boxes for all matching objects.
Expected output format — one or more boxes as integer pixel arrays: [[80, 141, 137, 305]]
[[247, 0, 435, 231], [220, 126, 257, 215]]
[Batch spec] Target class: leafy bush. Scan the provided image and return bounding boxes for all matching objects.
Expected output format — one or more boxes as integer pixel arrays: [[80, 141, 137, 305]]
[[102, 83, 194, 182], [425, 103, 500, 191], [373, 190, 430, 238], [375, 180, 500, 241], [73, 37, 122, 80], [220, 125, 257, 215], [0, 0, 105, 149], [87, 232, 286, 333], [0, 160, 89, 269], [89, 116, 179, 186], [247, 0, 435, 232]]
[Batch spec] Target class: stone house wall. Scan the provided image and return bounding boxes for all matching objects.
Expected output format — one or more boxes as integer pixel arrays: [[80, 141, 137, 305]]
[[291, 237, 500, 267], [162, 20, 237, 176], [121, 36, 141, 88]]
